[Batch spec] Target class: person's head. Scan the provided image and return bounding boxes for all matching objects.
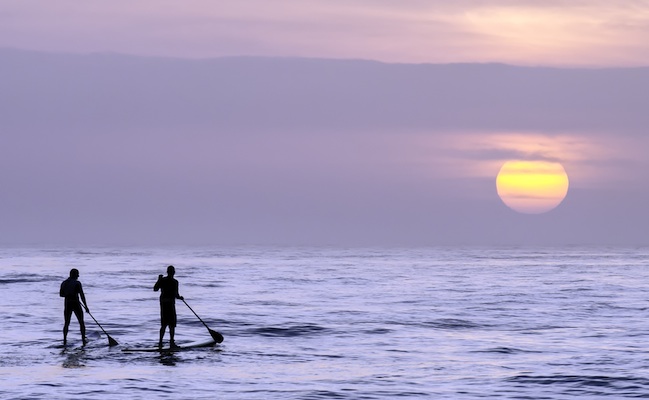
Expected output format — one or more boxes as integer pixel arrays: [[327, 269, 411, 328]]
[[167, 265, 175, 277], [69, 268, 79, 279]]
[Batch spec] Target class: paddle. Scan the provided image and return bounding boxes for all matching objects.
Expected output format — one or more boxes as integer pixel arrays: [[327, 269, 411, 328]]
[[85, 307, 119, 346], [182, 299, 224, 343]]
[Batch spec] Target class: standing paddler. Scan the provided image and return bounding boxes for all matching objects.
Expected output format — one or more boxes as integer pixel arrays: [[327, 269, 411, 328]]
[[154, 265, 184, 348], [60, 268, 89, 345]]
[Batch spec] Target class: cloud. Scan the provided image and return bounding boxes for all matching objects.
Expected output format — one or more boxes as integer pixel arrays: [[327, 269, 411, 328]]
[[0, 50, 647, 245], [0, 1, 648, 66]]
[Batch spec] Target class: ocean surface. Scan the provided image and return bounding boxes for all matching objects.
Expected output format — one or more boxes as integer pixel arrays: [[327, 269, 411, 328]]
[[1, 246, 649, 399]]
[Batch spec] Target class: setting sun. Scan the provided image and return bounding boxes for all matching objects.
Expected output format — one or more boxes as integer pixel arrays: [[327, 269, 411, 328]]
[[496, 160, 569, 214]]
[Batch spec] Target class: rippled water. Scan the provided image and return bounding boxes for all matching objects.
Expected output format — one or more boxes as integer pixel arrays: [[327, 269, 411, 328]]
[[1, 246, 649, 399]]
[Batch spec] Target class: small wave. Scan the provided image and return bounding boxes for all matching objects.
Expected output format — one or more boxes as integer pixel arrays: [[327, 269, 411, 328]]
[[363, 328, 391, 335], [507, 374, 649, 393], [299, 390, 353, 399], [513, 324, 571, 333], [0, 278, 34, 284], [0, 274, 52, 284], [474, 347, 540, 354], [249, 324, 330, 337], [35, 383, 64, 388], [421, 318, 487, 330]]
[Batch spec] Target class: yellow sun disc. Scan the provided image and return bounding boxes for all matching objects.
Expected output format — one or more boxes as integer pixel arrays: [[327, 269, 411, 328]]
[[496, 160, 569, 214]]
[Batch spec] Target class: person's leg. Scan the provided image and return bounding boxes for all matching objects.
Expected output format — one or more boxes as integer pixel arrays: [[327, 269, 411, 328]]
[[169, 326, 176, 347], [63, 306, 72, 345], [159, 302, 168, 347], [159, 324, 166, 347], [169, 305, 177, 347], [74, 306, 86, 344]]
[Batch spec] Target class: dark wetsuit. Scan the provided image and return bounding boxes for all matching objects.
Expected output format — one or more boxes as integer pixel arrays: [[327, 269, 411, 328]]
[[60, 277, 85, 323], [154, 276, 180, 327]]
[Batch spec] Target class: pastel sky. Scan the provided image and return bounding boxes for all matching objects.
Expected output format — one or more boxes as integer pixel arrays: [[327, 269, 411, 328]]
[[1, 2, 648, 246], [1, 1, 649, 66]]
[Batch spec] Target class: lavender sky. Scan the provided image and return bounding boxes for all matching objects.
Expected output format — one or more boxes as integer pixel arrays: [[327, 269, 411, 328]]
[[2, 1, 649, 66], [1, 1, 648, 246]]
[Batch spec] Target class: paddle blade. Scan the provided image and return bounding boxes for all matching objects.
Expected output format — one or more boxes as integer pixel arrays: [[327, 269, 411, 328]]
[[108, 336, 119, 346], [209, 329, 224, 343]]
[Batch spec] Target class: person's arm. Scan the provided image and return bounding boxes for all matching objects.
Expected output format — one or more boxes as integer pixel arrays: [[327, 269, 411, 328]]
[[79, 282, 89, 312], [60, 281, 65, 297], [154, 275, 163, 291], [175, 280, 183, 300]]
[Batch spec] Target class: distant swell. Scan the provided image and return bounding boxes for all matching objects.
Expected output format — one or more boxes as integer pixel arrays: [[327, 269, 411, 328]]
[[0, 275, 51, 284], [474, 347, 539, 354], [421, 318, 487, 330], [250, 324, 330, 337], [507, 374, 649, 392]]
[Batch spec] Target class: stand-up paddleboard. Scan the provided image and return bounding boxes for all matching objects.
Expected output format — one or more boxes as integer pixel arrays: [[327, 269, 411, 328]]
[[55, 341, 87, 351], [54, 335, 95, 350], [121, 338, 217, 353]]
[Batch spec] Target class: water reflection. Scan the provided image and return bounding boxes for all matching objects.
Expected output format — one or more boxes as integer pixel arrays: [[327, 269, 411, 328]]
[[61, 347, 87, 368], [157, 353, 180, 366]]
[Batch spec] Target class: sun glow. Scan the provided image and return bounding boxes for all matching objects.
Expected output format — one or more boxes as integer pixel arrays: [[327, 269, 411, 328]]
[[496, 160, 569, 214]]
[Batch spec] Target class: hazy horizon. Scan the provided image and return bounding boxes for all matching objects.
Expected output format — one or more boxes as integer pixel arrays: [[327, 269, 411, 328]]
[[1, 48, 647, 247]]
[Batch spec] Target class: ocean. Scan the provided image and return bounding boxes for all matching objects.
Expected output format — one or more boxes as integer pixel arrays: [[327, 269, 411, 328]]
[[1, 246, 648, 399]]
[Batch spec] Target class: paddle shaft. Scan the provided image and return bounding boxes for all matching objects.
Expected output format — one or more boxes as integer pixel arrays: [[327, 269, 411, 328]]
[[182, 299, 210, 330], [182, 299, 224, 343], [86, 308, 119, 346]]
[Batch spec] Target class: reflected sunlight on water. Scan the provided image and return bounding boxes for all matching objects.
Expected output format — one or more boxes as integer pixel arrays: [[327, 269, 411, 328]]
[[1, 246, 649, 399]]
